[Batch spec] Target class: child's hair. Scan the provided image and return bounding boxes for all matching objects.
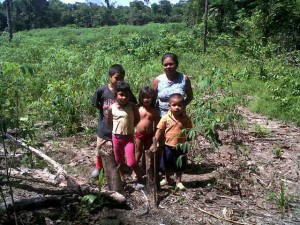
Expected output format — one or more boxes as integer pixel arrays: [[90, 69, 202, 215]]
[[162, 53, 179, 66], [109, 64, 125, 77], [115, 81, 131, 94], [169, 93, 184, 104], [138, 86, 156, 107]]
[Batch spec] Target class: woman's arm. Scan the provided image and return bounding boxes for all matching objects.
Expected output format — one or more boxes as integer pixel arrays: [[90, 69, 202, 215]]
[[184, 75, 193, 106], [152, 78, 159, 95]]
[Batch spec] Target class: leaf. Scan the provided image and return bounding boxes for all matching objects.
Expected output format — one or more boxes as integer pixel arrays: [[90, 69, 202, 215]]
[[98, 168, 105, 189], [82, 194, 97, 205], [176, 155, 183, 168]]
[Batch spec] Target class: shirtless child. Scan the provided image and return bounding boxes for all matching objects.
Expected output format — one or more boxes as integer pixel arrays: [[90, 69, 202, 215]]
[[135, 86, 160, 172]]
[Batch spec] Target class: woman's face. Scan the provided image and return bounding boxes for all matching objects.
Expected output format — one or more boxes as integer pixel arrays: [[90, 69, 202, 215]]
[[163, 57, 177, 76]]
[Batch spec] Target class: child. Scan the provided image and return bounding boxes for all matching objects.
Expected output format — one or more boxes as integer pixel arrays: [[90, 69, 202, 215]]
[[107, 81, 144, 189], [91, 64, 137, 180], [135, 86, 160, 172], [152, 93, 193, 191]]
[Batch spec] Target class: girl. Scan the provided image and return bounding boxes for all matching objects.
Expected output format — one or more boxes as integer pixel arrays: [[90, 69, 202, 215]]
[[135, 86, 160, 172], [107, 81, 144, 188]]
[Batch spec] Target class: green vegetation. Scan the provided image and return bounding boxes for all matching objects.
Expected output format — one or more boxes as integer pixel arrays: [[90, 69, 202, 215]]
[[83, 169, 108, 209], [268, 183, 291, 213], [0, 22, 299, 142], [272, 147, 284, 158], [252, 124, 271, 137]]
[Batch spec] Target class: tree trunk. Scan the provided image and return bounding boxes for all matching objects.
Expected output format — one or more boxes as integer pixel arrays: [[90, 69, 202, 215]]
[[145, 138, 160, 207], [6, 0, 13, 41], [101, 152, 124, 194], [203, 0, 209, 54]]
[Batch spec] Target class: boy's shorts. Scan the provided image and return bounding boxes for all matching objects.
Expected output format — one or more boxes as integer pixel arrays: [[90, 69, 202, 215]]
[[135, 131, 154, 142], [160, 145, 187, 172], [96, 136, 113, 156]]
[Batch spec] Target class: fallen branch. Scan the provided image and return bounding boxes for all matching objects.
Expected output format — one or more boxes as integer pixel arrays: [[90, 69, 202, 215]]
[[193, 205, 255, 225], [2, 195, 79, 213], [0, 167, 59, 186], [98, 189, 126, 204], [0, 153, 23, 159], [4, 133, 66, 181], [2, 133, 127, 204]]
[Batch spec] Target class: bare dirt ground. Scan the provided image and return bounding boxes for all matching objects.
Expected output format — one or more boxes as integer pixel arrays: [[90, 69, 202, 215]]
[[1, 106, 299, 225]]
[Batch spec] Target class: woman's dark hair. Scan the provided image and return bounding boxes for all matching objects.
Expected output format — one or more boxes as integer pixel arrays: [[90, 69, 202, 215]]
[[138, 86, 156, 107], [162, 53, 179, 66]]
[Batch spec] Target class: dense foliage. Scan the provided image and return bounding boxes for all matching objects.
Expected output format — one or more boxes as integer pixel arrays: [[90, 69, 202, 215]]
[[0, 23, 299, 145], [1, 0, 300, 49]]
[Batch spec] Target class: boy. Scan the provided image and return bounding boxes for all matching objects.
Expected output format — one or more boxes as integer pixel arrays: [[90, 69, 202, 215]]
[[91, 65, 137, 183], [151, 93, 193, 191]]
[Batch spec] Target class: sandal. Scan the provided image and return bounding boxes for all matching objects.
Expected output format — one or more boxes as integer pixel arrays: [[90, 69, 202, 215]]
[[176, 182, 186, 191], [160, 179, 168, 186]]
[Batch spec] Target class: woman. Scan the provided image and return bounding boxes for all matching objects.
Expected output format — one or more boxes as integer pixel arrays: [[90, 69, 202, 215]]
[[152, 53, 193, 117]]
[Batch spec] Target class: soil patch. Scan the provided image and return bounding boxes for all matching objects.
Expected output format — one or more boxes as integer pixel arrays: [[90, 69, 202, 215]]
[[1, 107, 299, 224]]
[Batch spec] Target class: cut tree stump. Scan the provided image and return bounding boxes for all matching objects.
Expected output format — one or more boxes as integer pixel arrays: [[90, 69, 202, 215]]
[[145, 144, 159, 207], [100, 152, 124, 194]]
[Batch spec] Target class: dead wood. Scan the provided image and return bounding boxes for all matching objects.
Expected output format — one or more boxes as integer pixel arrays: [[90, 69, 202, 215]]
[[0, 187, 126, 215], [193, 205, 256, 225], [1, 133, 126, 208], [1, 195, 80, 213], [100, 152, 124, 194], [0, 153, 23, 159], [145, 139, 159, 208], [0, 167, 59, 186], [4, 133, 66, 181]]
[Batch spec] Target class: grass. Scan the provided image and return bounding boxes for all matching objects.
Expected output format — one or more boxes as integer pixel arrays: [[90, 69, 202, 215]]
[[252, 123, 271, 137], [268, 183, 291, 213], [272, 147, 284, 158]]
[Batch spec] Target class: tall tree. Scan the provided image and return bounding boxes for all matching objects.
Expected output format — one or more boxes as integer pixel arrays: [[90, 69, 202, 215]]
[[159, 0, 172, 16], [202, 0, 208, 53], [6, 0, 13, 40], [128, 1, 151, 25]]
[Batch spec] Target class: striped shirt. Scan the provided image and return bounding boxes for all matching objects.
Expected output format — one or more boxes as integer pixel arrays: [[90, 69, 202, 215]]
[[157, 110, 193, 147]]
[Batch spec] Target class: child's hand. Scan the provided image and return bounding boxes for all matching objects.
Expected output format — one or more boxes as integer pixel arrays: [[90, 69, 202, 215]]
[[149, 145, 156, 153]]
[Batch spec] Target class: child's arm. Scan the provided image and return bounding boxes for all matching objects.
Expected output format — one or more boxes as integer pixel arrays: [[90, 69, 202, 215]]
[[133, 104, 140, 127], [92, 88, 103, 110], [150, 128, 163, 152], [129, 89, 138, 104], [154, 109, 160, 129], [107, 106, 113, 129]]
